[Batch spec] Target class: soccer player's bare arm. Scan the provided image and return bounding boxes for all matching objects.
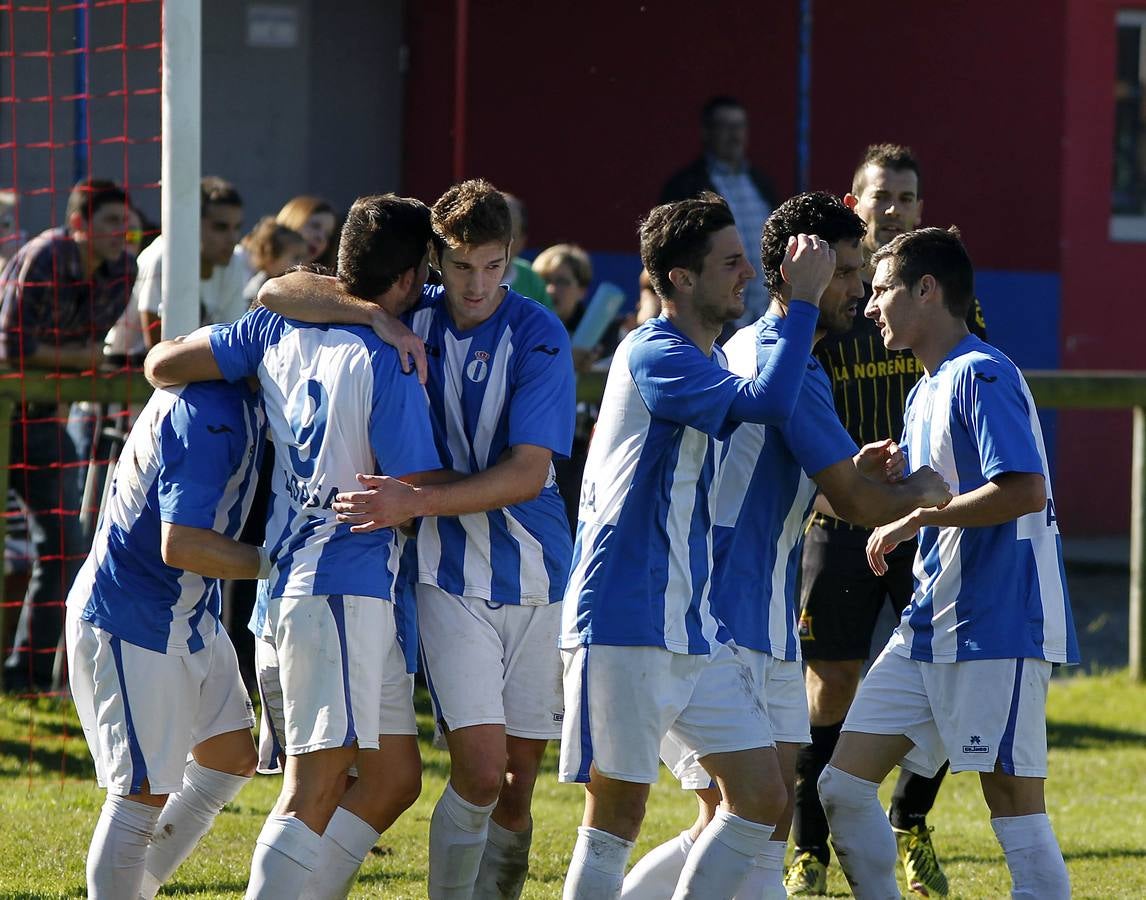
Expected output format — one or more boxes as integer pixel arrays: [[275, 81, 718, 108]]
[[332, 444, 553, 531], [145, 334, 223, 387], [813, 456, 950, 529], [258, 270, 427, 382], [160, 522, 265, 580], [258, 270, 370, 323], [866, 472, 1046, 574]]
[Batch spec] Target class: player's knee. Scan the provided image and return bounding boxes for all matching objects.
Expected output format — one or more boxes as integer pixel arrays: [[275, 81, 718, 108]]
[[453, 757, 507, 806], [725, 773, 788, 825], [817, 764, 876, 817]]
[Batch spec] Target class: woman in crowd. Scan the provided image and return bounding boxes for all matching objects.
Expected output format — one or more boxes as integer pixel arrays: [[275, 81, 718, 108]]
[[275, 195, 339, 269]]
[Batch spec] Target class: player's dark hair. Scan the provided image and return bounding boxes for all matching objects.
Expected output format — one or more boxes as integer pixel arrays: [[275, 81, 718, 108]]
[[701, 95, 745, 126], [871, 226, 973, 319], [337, 194, 431, 298], [66, 177, 128, 225], [852, 143, 921, 196], [200, 176, 243, 217], [431, 179, 512, 255], [639, 192, 735, 300], [760, 192, 866, 301]]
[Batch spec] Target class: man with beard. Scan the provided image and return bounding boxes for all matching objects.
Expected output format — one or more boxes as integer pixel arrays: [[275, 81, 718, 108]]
[[622, 193, 951, 899]]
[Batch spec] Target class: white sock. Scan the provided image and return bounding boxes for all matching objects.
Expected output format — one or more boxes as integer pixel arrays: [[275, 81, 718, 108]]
[[818, 765, 900, 900], [670, 807, 774, 899], [245, 814, 323, 900], [428, 783, 497, 899], [300, 806, 381, 900], [139, 761, 250, 898], [564, 826, 635, 900], [991, 813, 1070, 899], [734, 839, 788, 900], [86, 795, 162, 900], [473, 819, 533, 899], [621, 829, 694, 898]]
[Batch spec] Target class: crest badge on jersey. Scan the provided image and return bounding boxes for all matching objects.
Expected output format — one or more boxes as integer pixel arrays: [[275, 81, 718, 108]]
[[466, 351, 490, 383]]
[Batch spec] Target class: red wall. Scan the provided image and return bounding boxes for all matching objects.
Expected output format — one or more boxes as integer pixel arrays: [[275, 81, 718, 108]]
[[403, 0, 799, 251], [404, 0, 1065, 267], [807, 2, 1065, 272], [1055, 0, 1146, 533]]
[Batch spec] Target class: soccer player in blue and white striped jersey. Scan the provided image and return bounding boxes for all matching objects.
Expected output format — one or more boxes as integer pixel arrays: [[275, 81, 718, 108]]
[[818, 227, 1079, 900], [623, 194, 952, 900], [147, 195, 444, 900], [556, 194, 835, 900], [66, 336, 266, 899], [260, 181, 576, 900]]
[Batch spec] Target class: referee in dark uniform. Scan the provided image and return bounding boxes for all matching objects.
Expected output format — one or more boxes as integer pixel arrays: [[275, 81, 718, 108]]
[[785, 145, 987, 898]]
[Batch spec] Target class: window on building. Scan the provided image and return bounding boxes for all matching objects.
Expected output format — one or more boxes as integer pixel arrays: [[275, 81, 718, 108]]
[[1113, 11, 1146, 239]]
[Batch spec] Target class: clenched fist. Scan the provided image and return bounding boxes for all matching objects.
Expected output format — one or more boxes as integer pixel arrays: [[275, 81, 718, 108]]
[[780, 233, 836, 306]]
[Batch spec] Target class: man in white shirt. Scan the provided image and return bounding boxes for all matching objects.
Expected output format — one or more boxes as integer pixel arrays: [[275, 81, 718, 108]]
[[105, 176, 247, 363]]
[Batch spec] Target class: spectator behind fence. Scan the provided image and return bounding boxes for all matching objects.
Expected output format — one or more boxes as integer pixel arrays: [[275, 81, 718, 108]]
[[660, 95, 777, 327], [533, 243, 596, 529], [0, 177, 136, 691], [276, 194, 339, 269], [104, 176, 247, 365], [502, 193, 550, 307], [241, 217, 308, 302]]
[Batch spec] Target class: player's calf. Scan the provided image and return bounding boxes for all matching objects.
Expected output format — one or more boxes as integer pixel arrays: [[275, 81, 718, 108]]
[[141, 728, 257, 899]]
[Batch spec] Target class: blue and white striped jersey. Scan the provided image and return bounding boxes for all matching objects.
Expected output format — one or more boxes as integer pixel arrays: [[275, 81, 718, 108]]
[[560, 317, 743, 655], [713, 315, 857, 660], [892, 335, 1079, 664], [406, 285, 575, 605], [210, 306, 441, 601], [69, 377, 264, 655]]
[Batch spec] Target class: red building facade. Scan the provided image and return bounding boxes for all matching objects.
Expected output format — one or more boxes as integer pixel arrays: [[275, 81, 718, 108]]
[[403, 0, 1145, 534]]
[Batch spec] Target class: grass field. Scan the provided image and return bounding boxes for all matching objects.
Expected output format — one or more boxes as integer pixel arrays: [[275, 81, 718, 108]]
[[1, 670, 1144, 899]]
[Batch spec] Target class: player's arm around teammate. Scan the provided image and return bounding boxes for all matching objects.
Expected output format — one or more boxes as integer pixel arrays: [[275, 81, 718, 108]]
[[222, 183, 577, 900]]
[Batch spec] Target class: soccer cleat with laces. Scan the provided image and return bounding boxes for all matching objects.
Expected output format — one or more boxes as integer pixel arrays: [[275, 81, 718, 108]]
[[894, 824, 949, 897], [783, 850, 828, 896]]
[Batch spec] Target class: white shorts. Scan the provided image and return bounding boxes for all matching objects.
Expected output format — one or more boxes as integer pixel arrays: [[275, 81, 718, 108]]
[[662, 651, 810, 790], [259, 594, 415, 758], [844, 646, 1052, 778], [417, 583, 563, 740], [66, 606, 255, 796], [559, 642, 773, 785]]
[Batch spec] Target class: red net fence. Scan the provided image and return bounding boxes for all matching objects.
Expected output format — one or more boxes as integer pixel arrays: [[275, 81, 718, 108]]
[[0, 0, 160, 699]]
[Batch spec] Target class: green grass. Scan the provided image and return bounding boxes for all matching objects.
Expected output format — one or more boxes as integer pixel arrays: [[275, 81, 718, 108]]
[[1, 671, 1144, 898]]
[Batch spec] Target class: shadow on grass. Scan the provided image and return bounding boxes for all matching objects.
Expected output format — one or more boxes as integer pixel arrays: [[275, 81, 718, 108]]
[[0, 736, 94, 780], [1062, 846, 1146, 862], [1047, 719, 1146, 750], [151, 880, 251, 895]]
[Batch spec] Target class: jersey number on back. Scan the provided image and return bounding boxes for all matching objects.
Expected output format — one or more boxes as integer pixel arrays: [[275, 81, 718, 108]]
[[286, 379, 329, 478]]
